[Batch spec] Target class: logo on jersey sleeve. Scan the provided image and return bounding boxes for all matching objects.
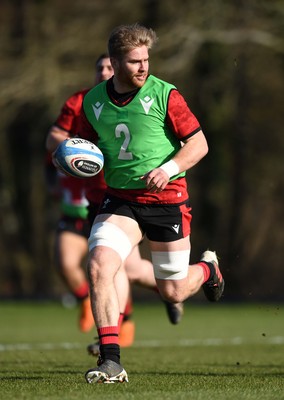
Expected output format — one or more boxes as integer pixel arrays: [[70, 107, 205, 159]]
[[92, 102, 104, 120], [140, 96, 155, 115]]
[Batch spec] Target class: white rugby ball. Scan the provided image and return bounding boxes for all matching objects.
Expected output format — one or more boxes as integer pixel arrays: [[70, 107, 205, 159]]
[[53, 138, 104, 178]]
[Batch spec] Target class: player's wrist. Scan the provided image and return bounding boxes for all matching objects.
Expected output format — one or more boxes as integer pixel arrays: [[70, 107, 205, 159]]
[[159, 160, 179, 178]]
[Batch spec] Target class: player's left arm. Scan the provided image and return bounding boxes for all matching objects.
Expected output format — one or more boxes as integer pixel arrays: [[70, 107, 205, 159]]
[[166, 89, 208, 173], [142, 90, 208, 192], [171, 130, 208, 173]]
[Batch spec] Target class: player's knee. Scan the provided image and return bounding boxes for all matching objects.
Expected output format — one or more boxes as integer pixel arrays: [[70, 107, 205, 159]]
[[88, 221, 132, 261], [87, 246, 123, 287], [86, 253, 100, 283], [162, 292, 183, 303], [159, 286, 185, 303]]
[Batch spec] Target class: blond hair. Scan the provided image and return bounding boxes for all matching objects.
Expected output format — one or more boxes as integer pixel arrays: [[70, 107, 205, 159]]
[[108, 23, 158, 59]]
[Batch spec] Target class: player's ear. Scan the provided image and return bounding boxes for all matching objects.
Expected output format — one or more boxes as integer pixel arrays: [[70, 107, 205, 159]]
[[110, 57, 118, 69]]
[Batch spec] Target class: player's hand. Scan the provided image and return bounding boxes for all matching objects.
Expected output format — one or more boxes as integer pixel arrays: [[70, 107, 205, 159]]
[[140, 168, 170, 193], [51, 151, 71, 176]]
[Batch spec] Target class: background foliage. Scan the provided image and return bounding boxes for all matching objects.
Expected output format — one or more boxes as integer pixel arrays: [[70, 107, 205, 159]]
[[0, 0, 283, 300]]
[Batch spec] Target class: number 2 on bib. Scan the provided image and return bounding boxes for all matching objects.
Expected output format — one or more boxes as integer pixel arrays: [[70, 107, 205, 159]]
[[115, 124, 133, 160]]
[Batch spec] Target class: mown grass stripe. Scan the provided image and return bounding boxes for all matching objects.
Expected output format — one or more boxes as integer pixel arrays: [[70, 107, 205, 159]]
[[1, 336, 283, 351]]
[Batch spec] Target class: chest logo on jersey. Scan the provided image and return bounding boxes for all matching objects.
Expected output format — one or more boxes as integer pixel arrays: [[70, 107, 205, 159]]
[[92, 102, 104, 120], [140, 96, 155, 115]]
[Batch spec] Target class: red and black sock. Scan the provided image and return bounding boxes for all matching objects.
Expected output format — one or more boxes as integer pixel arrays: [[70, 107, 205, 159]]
[[97, 326, 120, 364], [198, 262, 215, 283]]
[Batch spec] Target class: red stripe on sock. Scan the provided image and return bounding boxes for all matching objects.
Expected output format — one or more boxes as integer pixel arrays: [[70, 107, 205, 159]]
[[198, 262, 211, 283], [98, 326, 119, 345]]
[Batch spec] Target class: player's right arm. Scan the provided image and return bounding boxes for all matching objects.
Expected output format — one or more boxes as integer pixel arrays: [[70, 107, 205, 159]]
[[78, 106, 99, 144], [46, 125, 70, 153], [46, 90, 86, 153]]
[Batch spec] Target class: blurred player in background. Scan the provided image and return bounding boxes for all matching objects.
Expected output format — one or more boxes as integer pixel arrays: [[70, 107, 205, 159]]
[[46, 53, 183, 352], [45, 152, 92, 332], [45, 54, 135, 344]]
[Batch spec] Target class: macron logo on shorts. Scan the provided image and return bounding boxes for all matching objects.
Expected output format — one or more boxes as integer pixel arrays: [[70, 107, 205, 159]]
[[172, 224, 180, 234]]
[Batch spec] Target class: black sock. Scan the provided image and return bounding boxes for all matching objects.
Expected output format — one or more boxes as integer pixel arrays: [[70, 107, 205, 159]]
[[100, 344, 120, 364]]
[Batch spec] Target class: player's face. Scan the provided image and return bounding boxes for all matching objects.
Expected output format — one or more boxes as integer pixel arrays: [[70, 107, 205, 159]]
[[95, 58, 114, 84], [113, 45, 149, 91]]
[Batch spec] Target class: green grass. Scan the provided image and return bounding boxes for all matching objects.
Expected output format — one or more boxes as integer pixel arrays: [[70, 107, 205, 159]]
[[0, 302, 283, 399]]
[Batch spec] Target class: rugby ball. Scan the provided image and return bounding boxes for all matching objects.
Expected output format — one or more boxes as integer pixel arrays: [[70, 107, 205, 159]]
[[53, 138, 104, 178]]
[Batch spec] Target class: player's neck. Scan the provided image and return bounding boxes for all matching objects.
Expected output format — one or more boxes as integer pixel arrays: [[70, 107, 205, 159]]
[[107, 78, 139, 105], [112, 76, 137, 93]]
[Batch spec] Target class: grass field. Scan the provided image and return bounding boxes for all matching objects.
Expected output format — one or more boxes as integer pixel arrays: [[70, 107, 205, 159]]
[[0, 301, 283, 399]]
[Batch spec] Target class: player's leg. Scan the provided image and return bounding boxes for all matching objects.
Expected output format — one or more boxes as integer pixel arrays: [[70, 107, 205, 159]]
[[86, 245, 124, 360], [54, 220, 93, 332], [86, 277, 133, 357], [125, 244, 184, 324], [86, 271, 132, 357], [55, 230, 88, 293], [150, 237, 224, 303], [115, 262, 131, 332], [145, 201, 224, 304], [85, 213, 141, 383], [125, 244, 155, 288], [118, 292, 135, 347]]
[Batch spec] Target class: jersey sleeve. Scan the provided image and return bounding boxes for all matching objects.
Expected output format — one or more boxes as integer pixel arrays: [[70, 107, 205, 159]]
[[55, 90, 88, 135], [78, 102, 99, 143], [166, 89, 201, 141]]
